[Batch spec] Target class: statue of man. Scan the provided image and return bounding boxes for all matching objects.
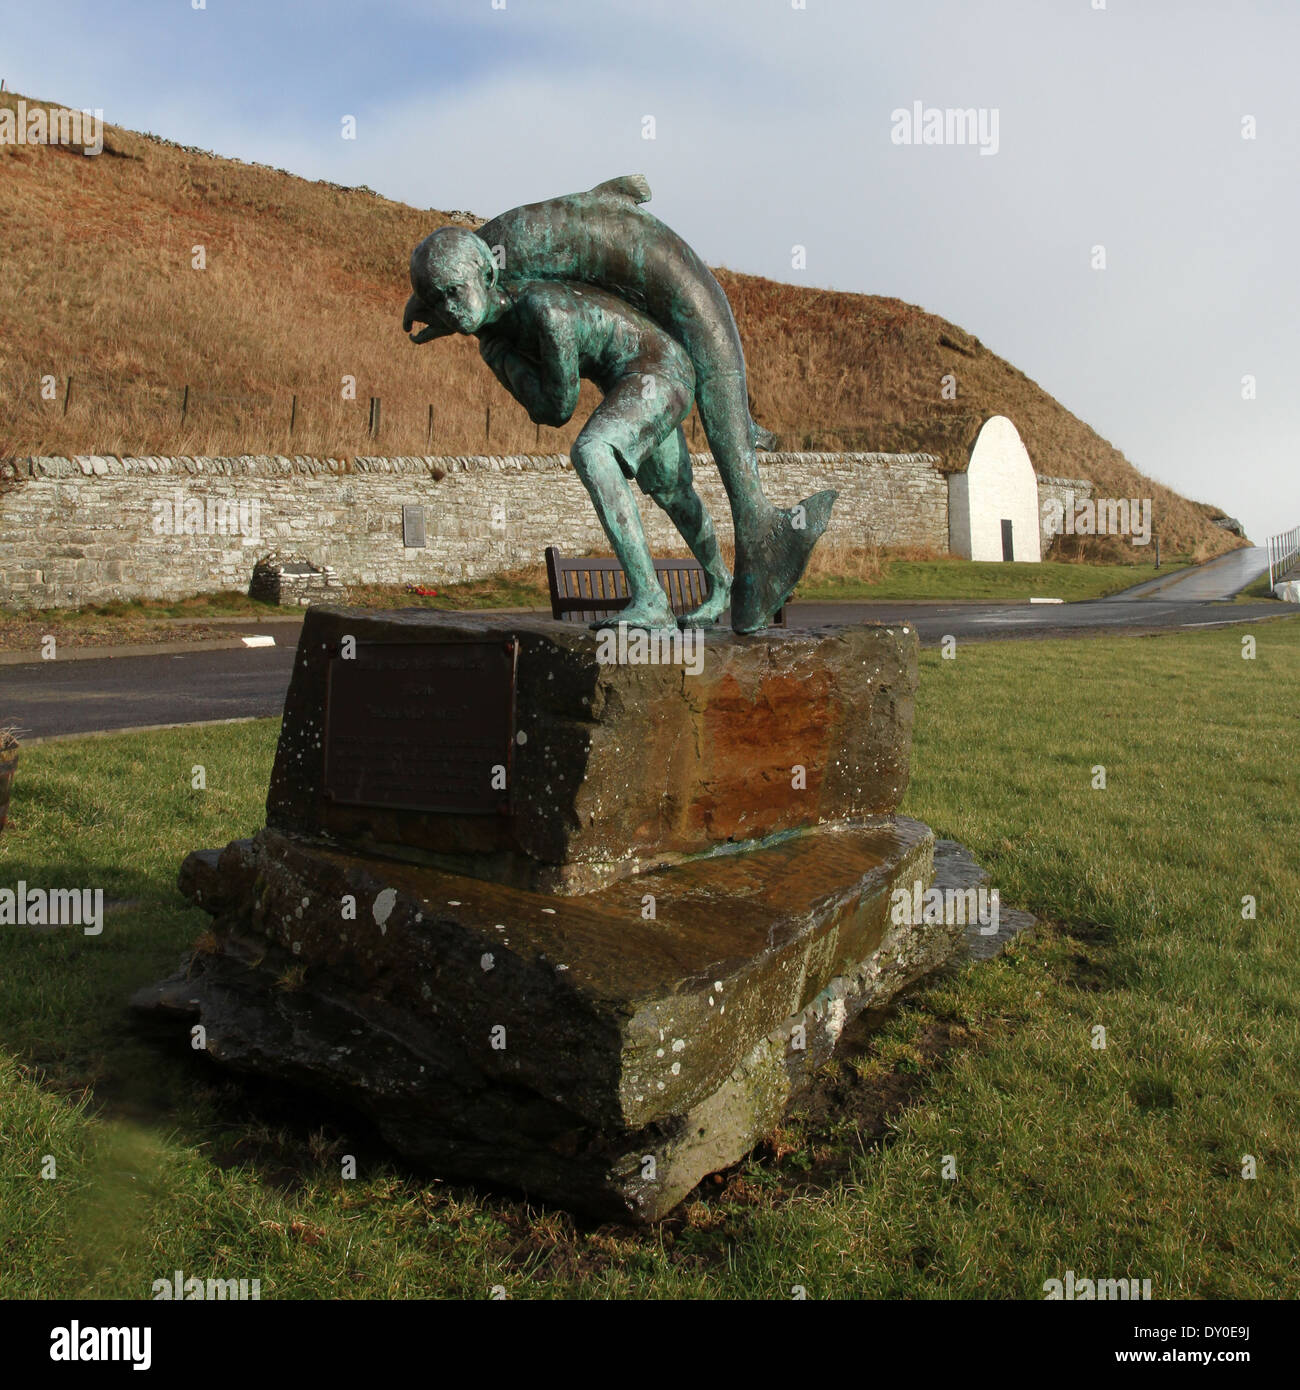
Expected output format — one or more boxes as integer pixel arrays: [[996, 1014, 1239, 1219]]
[[415, 230, 731, 629], [407, 176, 837, 633]]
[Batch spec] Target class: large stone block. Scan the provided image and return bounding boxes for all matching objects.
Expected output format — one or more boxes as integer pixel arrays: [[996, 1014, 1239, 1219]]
[[136, 813, 951, 1222], [268, 607, 918, 894]]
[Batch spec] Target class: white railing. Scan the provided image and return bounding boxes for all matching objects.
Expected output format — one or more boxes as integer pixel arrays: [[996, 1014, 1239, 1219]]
[[1267, 525, 1300, 591]]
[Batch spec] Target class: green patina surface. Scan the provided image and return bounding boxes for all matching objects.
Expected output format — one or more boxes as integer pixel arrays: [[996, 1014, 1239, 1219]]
[[404, 177, 837, 633]]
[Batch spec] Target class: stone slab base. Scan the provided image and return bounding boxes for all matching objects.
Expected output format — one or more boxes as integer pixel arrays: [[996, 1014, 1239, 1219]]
[[267, 607, 918, 895], [133, 814, 958, 1222]]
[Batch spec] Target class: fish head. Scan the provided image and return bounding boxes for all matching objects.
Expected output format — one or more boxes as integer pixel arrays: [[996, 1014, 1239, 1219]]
[[403, 293, 454, 344]]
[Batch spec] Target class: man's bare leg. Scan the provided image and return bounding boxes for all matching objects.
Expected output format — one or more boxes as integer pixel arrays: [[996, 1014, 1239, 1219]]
[[641, 429, 731, 626], [571, 433, 676, 629], [652, 482, 732, 626]]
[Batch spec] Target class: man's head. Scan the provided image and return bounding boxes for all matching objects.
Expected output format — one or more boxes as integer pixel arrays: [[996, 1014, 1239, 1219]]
[[407, 227, 498, 338]]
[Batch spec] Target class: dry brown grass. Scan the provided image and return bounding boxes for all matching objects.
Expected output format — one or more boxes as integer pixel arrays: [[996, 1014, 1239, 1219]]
[[0, 90, 1237, 557], [801, 540, 885, 585], [1046, 531, 1225, 565]]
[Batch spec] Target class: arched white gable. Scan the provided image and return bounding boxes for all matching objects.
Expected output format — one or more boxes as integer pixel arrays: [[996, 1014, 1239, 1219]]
[[948, 416, 1042, 562]]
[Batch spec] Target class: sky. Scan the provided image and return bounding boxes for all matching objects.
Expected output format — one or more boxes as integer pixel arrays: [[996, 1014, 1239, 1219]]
[[4, 0, 1297, 542]]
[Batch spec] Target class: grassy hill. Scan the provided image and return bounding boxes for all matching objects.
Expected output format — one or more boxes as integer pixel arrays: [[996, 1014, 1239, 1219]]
[[0, 90, 1238, 558]]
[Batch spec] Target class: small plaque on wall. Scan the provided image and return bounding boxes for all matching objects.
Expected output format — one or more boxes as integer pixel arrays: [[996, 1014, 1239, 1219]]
[[403, 505, 427, 548]]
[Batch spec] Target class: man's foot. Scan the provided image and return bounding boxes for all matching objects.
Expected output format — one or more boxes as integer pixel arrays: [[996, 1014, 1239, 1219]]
[[678, 572, 732, 628], [591, 593, 677, 632], [730, 490, 837, 634]]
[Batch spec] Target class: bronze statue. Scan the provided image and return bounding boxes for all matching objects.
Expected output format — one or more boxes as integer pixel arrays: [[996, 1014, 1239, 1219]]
[[405, 176, 836, 633]]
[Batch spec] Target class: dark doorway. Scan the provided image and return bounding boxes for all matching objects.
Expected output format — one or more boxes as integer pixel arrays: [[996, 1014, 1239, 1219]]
[[1001, 519, 1014, 561]]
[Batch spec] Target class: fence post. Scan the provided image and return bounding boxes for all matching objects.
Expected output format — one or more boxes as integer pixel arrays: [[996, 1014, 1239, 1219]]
[[426, 404, 434, 449], [1264, 525, 1300, 592], [62, 376, 72, 416], [180, 384, 189, 424], [485, 405, 491, 446], [289, 394, 297, 436], [368, 396, 381, 439]]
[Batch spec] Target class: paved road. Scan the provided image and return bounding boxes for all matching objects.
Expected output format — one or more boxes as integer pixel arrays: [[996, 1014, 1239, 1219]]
[[5, 644, 299, 740], [3, 590, 1289, 741], [1106, 546, 1269, 601], [789, 595, 1284, 644]]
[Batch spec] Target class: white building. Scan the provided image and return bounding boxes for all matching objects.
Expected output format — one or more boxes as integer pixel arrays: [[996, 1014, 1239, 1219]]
[[947, 415, 1043, 563]]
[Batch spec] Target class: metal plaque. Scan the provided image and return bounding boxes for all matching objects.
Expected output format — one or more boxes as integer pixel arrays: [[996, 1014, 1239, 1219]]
[[322, 640, 516, 814], [402, 505, 427, 548]]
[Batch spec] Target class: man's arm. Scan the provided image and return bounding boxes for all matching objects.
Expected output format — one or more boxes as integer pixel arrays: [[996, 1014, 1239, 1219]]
[[479, 299, 581, 428]]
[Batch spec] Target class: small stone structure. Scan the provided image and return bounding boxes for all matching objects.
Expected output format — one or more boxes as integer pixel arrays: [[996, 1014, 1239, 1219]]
[[265, 610, 916, 895], [248, 553, 345, 606]]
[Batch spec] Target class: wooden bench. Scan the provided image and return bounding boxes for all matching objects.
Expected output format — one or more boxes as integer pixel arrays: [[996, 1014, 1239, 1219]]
[[544, 546, 784, 625]]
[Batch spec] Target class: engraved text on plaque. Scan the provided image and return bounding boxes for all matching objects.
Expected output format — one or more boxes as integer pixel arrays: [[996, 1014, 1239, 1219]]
[[322, 641, 516, 814]]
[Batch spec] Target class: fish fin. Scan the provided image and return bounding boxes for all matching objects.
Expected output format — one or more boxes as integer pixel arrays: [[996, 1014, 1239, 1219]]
[[751, 420, 778, 452], [591, 174, 652, 204]]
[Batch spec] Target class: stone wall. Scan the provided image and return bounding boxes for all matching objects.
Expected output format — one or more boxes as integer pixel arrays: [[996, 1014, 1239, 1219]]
[[0, 450, 948, 608], [0, 450, 1095, 608], [1036, 475, 1096, 555]]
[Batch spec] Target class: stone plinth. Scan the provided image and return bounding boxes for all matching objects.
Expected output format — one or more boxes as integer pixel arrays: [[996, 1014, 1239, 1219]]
[[268, 607, 918, 894], [136, 814, 952, 1222], [132, 610, 958, 1222]]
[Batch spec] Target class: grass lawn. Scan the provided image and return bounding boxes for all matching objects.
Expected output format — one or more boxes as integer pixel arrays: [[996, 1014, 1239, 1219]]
[[1231, 573, 1283, 604], [0, 574, 546, 651], [1, 615, 1297, 1298], [797, 556, 1187, 602], [0, 591, 282, 653]]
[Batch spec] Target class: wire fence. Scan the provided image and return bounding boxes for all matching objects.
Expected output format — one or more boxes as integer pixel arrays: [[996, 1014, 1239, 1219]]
[[17, 375, 439, 444], [1, 372, 922, 458]]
